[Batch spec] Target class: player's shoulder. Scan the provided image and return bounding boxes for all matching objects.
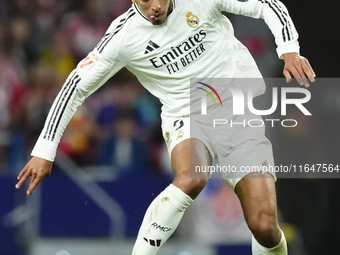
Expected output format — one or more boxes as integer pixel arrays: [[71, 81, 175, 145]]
[[176, 0, 219, 17], [94, 5, 141, 55], [106, 5, 138, 34], [180, 0, 217, 7], [176, 0, 207, 8]]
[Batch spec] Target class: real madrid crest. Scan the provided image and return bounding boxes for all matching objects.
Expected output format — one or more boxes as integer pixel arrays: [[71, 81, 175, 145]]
[[186, 12, 199, 28], [176, 130, 184, 141]]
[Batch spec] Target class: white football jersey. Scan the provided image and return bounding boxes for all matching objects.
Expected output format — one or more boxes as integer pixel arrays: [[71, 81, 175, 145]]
[[32, 0, 299, 161]]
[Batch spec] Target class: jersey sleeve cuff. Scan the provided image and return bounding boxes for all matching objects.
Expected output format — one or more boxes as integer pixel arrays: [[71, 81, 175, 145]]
[[31, 140, 57, 162], [276, 40, 300, 59]]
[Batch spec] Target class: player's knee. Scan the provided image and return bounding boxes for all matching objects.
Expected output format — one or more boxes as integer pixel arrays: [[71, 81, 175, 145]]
[[247, 210, 278, 239], [181, 176, 207, 191], [188, 177, 207, 191], [173, 175, 207, 199]]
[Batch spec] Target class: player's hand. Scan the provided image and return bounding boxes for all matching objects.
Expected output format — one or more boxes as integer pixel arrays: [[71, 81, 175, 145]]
[[15, 156, 53, 195], [282, 52, 316, 88]]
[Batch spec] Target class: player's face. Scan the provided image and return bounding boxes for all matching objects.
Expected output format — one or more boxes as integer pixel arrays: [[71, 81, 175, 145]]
[[132, 0, 173, 25]]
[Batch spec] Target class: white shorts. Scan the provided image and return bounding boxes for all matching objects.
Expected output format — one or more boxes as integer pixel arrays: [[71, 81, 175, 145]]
[[161, 110, 276, 190]]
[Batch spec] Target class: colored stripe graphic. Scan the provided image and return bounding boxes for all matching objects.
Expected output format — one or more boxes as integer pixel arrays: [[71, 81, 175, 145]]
[[196, 87, 217, 105], [197, 82, 222, 106]]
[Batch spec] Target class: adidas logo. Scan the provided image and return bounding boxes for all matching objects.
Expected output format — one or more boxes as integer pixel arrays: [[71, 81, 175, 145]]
[[261, 160, 269, 168], [143, 237, 161, 247], [144, 40, 160, 54]]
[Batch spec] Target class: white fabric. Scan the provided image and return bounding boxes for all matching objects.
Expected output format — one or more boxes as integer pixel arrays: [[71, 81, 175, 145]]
[[31, 0, 300, 161], [161, 110, 276, 190], [131, 184, 193, 255], [252, 230, 288, 255]]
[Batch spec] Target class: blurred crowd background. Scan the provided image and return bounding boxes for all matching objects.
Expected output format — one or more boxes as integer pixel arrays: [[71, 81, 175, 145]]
[[0, 0, 168, 176], [0, 0, 339, 255]]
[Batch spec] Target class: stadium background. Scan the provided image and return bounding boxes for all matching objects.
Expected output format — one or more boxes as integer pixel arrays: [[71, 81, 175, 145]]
[[0, 0, 339, 254]]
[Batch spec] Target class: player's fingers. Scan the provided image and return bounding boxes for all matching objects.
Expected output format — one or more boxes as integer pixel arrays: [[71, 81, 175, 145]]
[[302, 58, 316, 82], [285, 65, 304, 86], [15, 169, 31, 189], [294, 62, 310, 87], [27, 175, 43, 195], [293, 66, 308, 87], [283, 69, 292, 83], [17, 165, 28, 180]]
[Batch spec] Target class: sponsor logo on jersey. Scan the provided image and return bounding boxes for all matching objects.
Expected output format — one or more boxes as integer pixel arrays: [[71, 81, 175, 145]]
[[148, 30, 207, 74], [186, 12, 199, 28], [144, 40, 160, 54], [237, 0, 249, 2]]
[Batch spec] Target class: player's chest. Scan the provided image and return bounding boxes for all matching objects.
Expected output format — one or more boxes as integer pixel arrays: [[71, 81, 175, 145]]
[[128, 8, 215, 76]]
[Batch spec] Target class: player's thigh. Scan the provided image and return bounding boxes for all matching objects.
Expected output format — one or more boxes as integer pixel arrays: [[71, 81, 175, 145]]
[[216, 112, 276, 189], [171, 138, 212, 198], [161, 116, 213, 177], [161, 116, 213, 198], [171, 138, 212, 178]]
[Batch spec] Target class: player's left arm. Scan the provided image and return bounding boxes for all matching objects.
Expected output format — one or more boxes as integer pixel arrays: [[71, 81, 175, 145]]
[[215, 0, 316, 86]]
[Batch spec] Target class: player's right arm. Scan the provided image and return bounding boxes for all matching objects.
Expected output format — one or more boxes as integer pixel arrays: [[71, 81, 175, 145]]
[[15, 10, 132, 195]]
